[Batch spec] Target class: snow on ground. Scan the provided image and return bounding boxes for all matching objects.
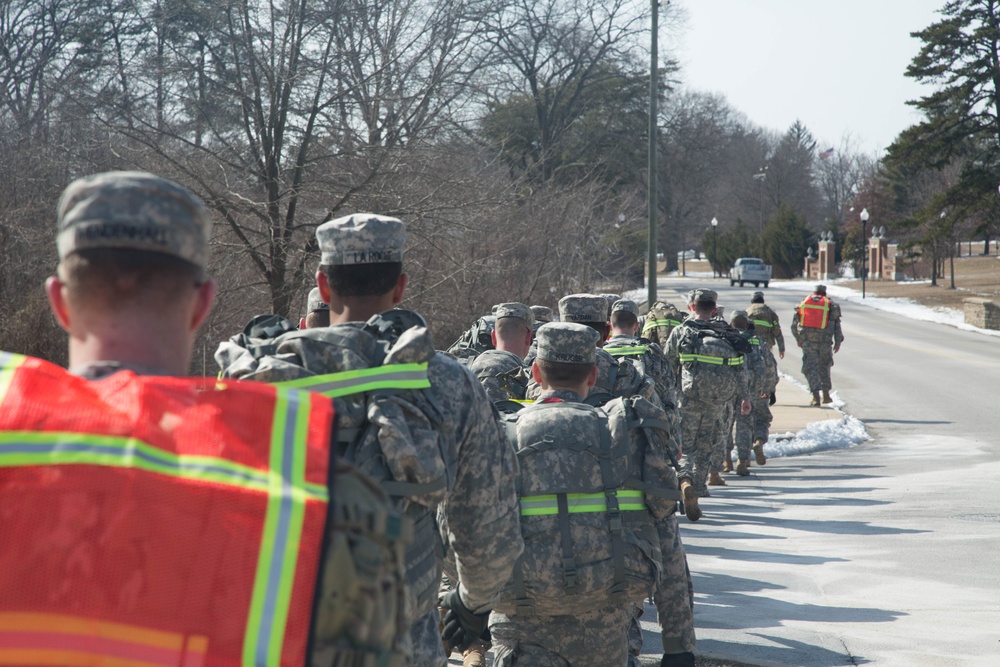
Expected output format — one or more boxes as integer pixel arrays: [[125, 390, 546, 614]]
[[765, 372, 870, 459]]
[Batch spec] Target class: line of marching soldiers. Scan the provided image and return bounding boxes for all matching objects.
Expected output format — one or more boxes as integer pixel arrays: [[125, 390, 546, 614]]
[[0, 170, 831, 667]]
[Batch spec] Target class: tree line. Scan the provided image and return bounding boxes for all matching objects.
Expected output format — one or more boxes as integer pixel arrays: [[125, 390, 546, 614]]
[[4, 0, 989, 369]]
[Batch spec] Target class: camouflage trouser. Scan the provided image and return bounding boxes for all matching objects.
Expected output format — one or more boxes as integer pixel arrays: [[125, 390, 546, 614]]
[[627, 604, 644, 667], [800, 340, 834, 392], [490, 606, 630, 667], [679, 400, 729, 494], [654, 516, 697, 654], [409, 606, 448, 667], [751, 395, 772, 443], [731, 398, 753, 462], [711, 402, 736, 473]]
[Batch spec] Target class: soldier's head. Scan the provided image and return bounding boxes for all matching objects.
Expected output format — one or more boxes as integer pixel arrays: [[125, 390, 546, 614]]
[[492, 302, 534, 359], [609, 299, 639, 335], [751, 291, 765, 304], [300, 287, 331, 329], [814, 284, 827, 295], [730, 309, 750, 331], [531, 322, 599, 396], [530, 305, 553, 324], [315, 213, 408, 323], [558, 294, 610, 341], [46, 171, 217, 374], [687, 288, 717, 320]]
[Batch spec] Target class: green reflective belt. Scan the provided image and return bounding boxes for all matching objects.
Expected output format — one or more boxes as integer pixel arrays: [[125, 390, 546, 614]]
[[603, 345, 649, 357], [272, 362, 430, 397], [752, 319, 772, 329], [512, 399, 534, 405], [520, 490, 646, 516], [642, 318, 681, 334], [678, 353, 744, 366], [749, 337, 760, 346]]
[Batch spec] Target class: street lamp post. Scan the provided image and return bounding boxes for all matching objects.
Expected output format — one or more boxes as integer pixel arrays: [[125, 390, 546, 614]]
[[711, 217, 719, 278], [860, 208, 869, 298], [753, 168, 767, 236]]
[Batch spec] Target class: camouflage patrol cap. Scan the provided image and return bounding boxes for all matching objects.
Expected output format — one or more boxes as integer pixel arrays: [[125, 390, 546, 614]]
[[317, 213, 406, 266], [599, 293, 622, 316], [558, 294, 608, 323], [535, 322, 599, 365], [751, 291, 765, 303], [56, 171, 210, 269], [688, 288, 718, 305], [530, 305, 553, 323], [307, 287, 329, 313], [494, 302, 533, 326], [611, 299, 639, 316], [815, 284, 827, 294]]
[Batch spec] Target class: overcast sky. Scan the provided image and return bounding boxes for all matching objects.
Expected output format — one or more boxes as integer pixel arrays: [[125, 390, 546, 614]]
[[673, 0, 946, 156]]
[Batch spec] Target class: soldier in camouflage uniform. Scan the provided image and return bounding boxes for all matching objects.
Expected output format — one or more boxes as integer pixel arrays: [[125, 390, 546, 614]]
[[218, 214, 524, 667], [664, 289, 751, 520], [726, 311, 773, 476], [490, 323, 695, 667], [530, 305, 553, 324], [606, 299, 678, 419], [525, 294, 661, 408], [746, 291, 785, 359], [791, 284, 844, 406], [468, 303, 533, 407], [299, 286, 331, 329], [642, 300, 687, 346]]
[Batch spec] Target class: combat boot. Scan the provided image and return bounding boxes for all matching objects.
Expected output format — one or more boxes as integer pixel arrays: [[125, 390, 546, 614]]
[[462, 641, 487, 667], [722, 457, 733, 473], [753, 439, 767, 466], [736, 459, 750, 476], [809, 391, 821, 406], [681, 480, 702, 522], [822, 390, 833, 404], [707, 471, 726, 486]]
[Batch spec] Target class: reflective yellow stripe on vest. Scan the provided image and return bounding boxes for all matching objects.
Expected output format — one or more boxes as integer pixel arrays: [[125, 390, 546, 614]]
[[678, 353, 744, 366], [520, 490, 646, 516], [604, 345, 649, 357], [273, 362, 430, 397], [752, 319, 772, 329]]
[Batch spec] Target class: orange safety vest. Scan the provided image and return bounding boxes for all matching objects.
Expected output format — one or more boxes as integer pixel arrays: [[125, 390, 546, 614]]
[[0, 351, 334, 667], [797, 294, 831, 329]]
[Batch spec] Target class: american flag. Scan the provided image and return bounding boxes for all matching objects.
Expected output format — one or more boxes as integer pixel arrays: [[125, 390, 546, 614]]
[[819, 147, 835, 159]]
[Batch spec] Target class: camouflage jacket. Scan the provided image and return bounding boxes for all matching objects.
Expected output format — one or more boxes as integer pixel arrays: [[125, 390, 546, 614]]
[[468, 349, 530, 402], [746, 302, 786, 353], [642, 304, 687, 346], [604, 333, 677, 411], [791, 299, 844, 346], [664, 318, 751, 407]]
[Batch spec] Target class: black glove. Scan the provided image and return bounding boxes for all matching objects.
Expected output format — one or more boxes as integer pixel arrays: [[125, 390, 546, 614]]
[[769, 391, 776, 406], [660, 651, 696, 667], [440, 589, 490, 652]]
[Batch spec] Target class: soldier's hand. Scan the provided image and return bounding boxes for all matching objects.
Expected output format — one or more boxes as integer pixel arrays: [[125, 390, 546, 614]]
[[740, 399, 751, 415], [796, 339, 803, 348], [440, 589, 490, 653], [833, 342, 841, 353], [779, 350, 785, 359]]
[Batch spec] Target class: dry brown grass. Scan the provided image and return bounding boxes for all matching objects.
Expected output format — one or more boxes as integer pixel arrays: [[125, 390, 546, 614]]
[[841, 254, 1000, 310]]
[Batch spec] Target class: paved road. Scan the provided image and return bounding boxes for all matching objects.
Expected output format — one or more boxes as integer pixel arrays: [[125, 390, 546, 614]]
[[637, 278, 1000, 666]]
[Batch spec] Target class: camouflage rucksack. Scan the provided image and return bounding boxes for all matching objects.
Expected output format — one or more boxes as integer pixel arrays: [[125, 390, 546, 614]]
[[642, 302, 686, 345], [495, 397, 680, 616], [215, 310, 454, 630], [676, 319, 751, 404], [310, 460, 411, 666]]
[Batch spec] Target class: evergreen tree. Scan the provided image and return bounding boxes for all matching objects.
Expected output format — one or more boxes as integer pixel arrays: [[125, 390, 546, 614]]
[[760, 205, 811, 279]]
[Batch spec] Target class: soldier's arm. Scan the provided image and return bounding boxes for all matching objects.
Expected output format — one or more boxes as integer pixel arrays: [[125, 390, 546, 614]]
[[442, 369, 523, 612], [790, 309, 803, 344], [831, 303, 844, 348], [632, 397, 681, 520], [772, 311, 786, 353]]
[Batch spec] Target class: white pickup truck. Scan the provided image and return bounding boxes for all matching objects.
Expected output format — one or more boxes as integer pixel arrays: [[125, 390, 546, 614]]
[[729, 257, 772, 288]]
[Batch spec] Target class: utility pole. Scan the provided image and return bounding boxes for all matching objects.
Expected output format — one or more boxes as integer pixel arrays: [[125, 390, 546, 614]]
[[646, 0, 658, 309]]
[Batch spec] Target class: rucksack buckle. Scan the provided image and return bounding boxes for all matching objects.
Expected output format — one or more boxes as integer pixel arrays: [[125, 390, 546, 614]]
[[562, 557, 578, 590]]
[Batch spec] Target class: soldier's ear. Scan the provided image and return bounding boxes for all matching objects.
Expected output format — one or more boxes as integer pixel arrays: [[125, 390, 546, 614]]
[[531, 361, 543, 384], [391, 272, 408, 305], [45, 275, 71, 331], [491, 330, 498, 346], [586, 365, 598, 388]]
